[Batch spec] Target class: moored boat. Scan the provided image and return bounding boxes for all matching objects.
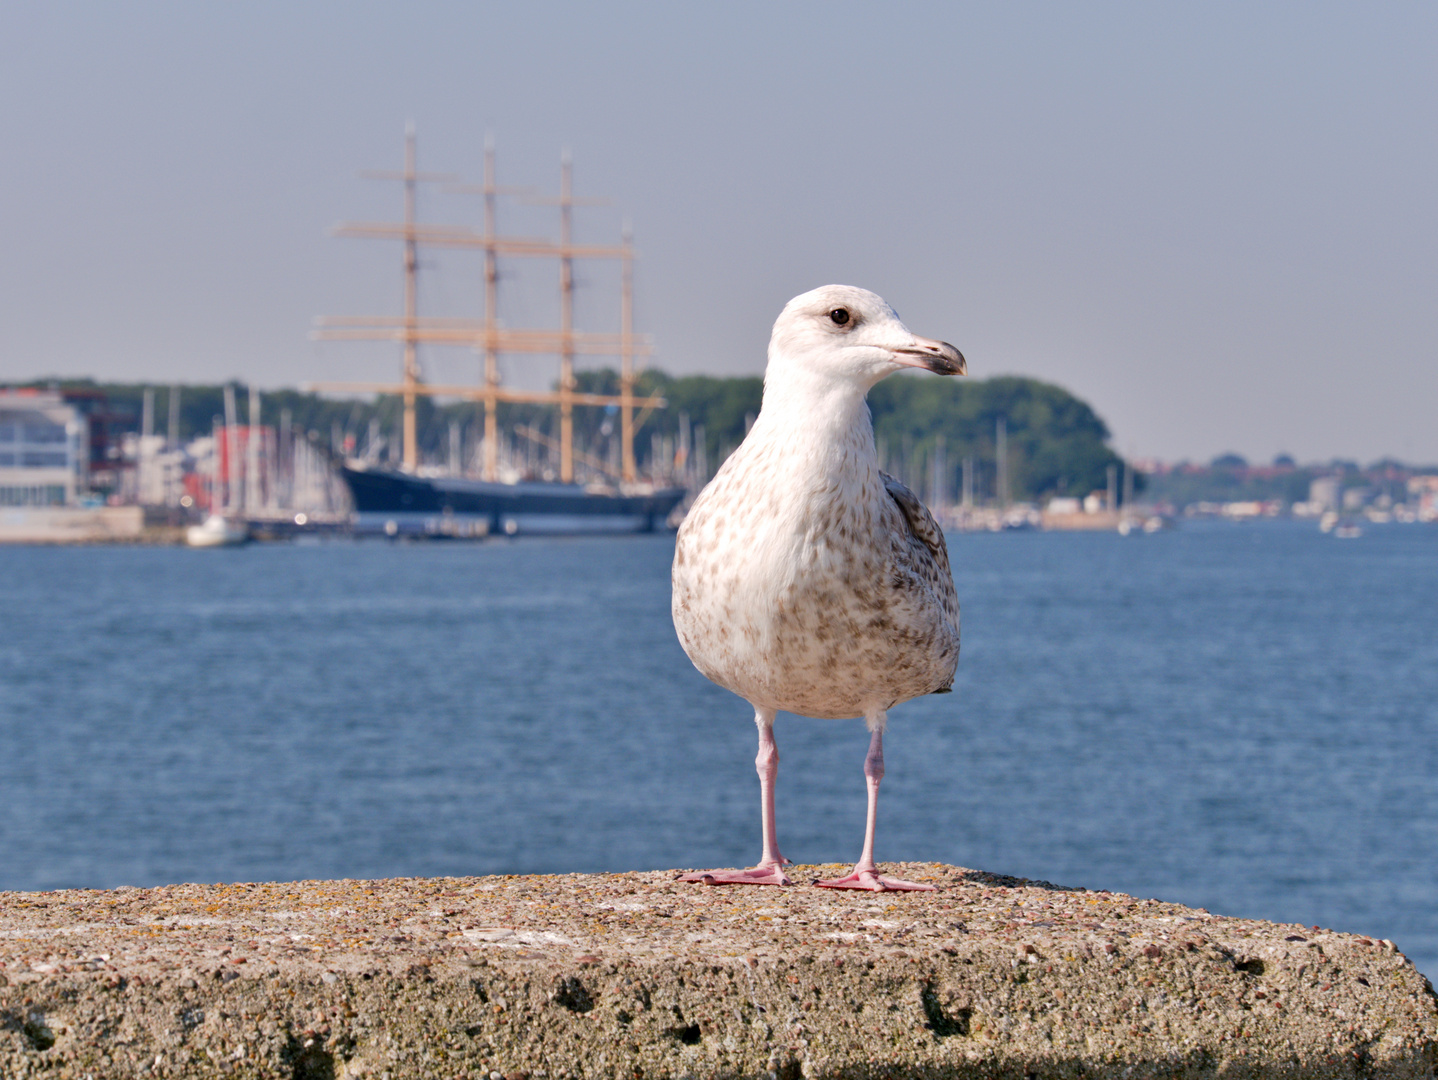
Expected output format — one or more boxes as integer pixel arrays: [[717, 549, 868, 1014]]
[[341, 464, 684, 537], [185, 513, 249, 547], [310, 130, 683, 538]]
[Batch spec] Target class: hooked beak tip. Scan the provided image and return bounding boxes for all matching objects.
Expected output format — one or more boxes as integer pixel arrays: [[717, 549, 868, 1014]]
[[894, 337, 966, 376]]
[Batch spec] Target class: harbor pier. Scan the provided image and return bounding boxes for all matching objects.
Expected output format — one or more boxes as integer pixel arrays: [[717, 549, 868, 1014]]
[[2, 866, 1435, 1078]]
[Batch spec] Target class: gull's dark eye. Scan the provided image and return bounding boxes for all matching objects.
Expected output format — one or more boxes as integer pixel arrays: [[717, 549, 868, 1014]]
[[829, 308, 850, 326]]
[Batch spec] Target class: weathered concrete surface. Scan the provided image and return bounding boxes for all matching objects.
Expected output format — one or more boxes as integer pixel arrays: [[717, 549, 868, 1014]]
[[1, 864, 1434, 1078]]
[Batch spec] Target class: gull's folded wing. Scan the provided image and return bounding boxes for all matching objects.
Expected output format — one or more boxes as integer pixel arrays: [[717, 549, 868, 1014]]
[[880, 470, 951, 576]]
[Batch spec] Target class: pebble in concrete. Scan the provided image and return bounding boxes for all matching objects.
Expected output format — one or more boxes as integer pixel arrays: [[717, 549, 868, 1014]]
[[2, 863, 1435, 1078]]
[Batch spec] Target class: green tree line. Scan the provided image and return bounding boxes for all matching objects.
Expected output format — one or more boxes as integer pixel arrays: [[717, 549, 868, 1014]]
[[580, 369, 1130, 502]]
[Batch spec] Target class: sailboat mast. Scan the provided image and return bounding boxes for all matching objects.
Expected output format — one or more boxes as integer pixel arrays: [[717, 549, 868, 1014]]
[[558, 152, 576, 484], [482, 136, 501, 481], [223, 385, 239, 512], [401, 125, 420, 472]]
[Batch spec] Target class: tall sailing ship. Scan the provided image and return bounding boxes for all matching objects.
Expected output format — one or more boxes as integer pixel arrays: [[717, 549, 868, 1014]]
[[310, 128, 685, 537]]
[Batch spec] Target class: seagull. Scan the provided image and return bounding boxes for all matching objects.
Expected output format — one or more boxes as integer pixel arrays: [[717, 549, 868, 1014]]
[[672, 285, 965, 891]]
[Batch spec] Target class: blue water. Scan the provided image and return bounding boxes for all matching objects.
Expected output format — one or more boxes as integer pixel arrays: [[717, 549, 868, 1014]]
[[1, 523, 1435, 978]]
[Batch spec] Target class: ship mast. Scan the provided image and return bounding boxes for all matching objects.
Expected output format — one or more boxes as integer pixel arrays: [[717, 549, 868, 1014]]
[[347, 124, 461, 471], [439, 133, 534, 482], [401, 128, 418, 472], [532, 150, 608, 484], [559, 153, 576, 483], [311, 129, 662, 482], [482, 135, 500, 482], [621, 222, 636, 483], [467, 133, 533, 481]]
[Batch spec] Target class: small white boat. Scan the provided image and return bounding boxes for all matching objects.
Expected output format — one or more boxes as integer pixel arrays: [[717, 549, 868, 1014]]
[[185, 514, 249, 548]]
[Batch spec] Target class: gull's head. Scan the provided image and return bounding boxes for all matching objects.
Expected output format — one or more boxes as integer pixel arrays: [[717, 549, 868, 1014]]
[[767, 285, 966, 393]]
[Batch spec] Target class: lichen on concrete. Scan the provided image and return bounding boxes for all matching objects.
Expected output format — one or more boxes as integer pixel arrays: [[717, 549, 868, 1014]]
[[2, 864, 1435, 1077]]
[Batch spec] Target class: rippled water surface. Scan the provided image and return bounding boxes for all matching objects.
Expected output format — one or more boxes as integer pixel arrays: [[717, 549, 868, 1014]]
[[1, 522, 1435, 975]]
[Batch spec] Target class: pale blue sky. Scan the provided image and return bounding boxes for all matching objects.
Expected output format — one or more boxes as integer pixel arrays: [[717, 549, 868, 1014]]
[[1, 2, 1434, 463]]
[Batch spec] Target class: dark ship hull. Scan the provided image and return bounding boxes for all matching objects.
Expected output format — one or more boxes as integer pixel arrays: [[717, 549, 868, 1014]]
[[341, 465, 686, 538]]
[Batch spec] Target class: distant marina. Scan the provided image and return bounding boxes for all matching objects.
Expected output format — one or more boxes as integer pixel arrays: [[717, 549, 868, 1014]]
[[1, 128, 690, 545], [3, 377, 1435, 544]]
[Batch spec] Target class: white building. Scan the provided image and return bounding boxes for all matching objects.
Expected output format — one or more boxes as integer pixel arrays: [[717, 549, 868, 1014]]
[[0, 390, 87, 507], [1307, 476, 1339, 513]]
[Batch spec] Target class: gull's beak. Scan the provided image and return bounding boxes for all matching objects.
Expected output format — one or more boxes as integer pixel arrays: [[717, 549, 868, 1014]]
[[892, 336, 967, 376]]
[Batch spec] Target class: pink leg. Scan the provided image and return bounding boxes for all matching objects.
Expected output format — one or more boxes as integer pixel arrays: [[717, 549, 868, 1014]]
[[815, 719, 935, 892], [678, 708, 793, 887]]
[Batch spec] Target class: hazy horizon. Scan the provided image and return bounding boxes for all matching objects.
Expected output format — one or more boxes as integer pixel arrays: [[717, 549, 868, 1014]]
[[2, 2, 1434, 465]]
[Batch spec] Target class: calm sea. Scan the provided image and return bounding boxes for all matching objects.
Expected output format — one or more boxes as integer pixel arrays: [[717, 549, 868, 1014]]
[[1, 522, 1435, 976]]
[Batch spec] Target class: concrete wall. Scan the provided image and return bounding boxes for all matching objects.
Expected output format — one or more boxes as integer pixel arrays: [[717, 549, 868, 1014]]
[[3, 865, 1436, 1078]]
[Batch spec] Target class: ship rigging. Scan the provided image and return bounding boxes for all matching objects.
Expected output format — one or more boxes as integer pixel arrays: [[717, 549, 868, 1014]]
[[307, 127, 684, 536]]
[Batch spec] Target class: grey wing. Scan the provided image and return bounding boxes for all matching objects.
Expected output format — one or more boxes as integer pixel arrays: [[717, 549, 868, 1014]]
[[880, 471, 960, 692], [880, 471, 952, 578]]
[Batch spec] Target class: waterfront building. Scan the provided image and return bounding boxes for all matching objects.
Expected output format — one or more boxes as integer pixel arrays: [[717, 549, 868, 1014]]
[[1308, 476, 1339, 512], [0, 390, 87, 507]]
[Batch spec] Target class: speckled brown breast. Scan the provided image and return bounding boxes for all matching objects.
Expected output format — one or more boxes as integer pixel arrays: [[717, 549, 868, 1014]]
[[672, 438, 959, 720]]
